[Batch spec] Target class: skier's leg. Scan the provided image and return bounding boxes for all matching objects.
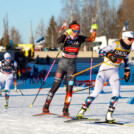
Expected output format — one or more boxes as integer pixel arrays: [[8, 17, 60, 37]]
[[106, 71, 120, 122], [77, 69, 106, 118], [63, 71, 76, 116], [5, 76, 13, 107], [43, 69, 65, 113], [0, 82, 2, 95]]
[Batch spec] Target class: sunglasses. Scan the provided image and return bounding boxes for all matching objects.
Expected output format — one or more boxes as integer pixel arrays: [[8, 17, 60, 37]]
[[73, 30, 80, 34], [128, 38, 133, 41], [6, 57, 11, 60]]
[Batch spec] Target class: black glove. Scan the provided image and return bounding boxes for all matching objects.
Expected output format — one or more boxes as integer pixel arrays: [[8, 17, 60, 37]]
[[107, 53, 117, 63], [98, 49, 106, 57], [124, 69, 130, 82]]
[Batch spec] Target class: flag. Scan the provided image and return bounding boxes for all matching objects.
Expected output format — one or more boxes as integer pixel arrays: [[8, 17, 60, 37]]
[[36, 36, 45, 45], [58, 20, 67, 33]]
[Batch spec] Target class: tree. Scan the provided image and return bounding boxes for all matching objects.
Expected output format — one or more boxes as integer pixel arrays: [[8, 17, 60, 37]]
[[35, 19, 45, 41], [3, 15, 10, 49], [117, 0, 134, 35], [10, 26, 22, 45], [45, 16, 58, 49]]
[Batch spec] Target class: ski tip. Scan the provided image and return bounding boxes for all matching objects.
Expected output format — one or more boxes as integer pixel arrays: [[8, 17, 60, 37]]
[[29, 105, 33, 108]]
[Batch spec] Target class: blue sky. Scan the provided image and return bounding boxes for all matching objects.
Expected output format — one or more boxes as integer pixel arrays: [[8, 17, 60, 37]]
[[0, 0, 63, 43], [0, 0, 122, 44]]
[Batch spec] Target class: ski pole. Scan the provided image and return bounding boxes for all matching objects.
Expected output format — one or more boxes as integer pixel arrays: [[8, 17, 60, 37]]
[[29, 83, 55, 108], [17, 84, 24, 95], [89, 48, 93, 81], [104, 77, 124, 86], [71, 60, 109, 77], [118, 20, 129, 40], [30, 36, 68, 108], [89, 46, 93, 95], [72, 78, 124, 93], [72, 87, 90, 93], [42, 83, 53, 90]]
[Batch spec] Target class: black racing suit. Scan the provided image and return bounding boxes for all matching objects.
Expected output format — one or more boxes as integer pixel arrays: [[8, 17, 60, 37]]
[[43, 33, 96, 114]]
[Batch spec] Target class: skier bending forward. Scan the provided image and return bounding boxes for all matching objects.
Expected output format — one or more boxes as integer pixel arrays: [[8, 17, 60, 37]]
[[0, 52, 17, 108], [77, 31, 134, 122]]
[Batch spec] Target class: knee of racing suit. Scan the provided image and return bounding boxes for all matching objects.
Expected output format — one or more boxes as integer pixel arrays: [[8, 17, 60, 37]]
[[82, 96, 95, 109], [68, 75, 75, 87], [109, 96, 119, 108], [54, 72, 63, 84], [5, 89, 10, 100]]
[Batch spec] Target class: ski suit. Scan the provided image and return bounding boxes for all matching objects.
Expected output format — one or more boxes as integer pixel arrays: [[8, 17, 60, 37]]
[[82, 39, 131, 110], [0, 60, 17, 98], [44, 31, 96, 113]]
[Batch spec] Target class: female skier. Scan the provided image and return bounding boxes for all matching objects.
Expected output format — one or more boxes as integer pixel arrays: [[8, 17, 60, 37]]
[[0, 52, 17, 108], [43, 20, 98, 116], [77, 31, 134, 122]]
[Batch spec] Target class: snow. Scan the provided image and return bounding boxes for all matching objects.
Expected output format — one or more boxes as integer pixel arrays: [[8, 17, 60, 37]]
[[0, 85, 134, 134], [0, 62, 134, 134]]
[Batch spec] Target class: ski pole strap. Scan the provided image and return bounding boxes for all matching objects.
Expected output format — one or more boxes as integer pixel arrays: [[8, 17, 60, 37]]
[[71, 60, 109, 77]]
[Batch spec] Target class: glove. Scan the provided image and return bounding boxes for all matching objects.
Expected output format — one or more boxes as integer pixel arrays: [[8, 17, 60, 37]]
[[106, 53, 117, 63], [18, 70, 21, 77], [124, 69, 130, 82], [64, 29, 73, 36], [90, 23, 98, 33], [98, 49, 106, 57], [91, 23, 98, 30]]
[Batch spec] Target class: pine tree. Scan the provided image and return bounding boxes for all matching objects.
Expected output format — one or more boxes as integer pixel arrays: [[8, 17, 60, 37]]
[[45, 16, 58, 49]]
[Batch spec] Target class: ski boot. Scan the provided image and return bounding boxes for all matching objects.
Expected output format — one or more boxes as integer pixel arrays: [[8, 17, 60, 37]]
[[5, 98, 9, 109], [63, 107, 69, 116], [63, 103, 69, 116], [43, 100, 51, 113], [43, 92, 53, 113], [76, 107, 87, 119], [2, 89, 5, 92], [105, 108, 115, 123]]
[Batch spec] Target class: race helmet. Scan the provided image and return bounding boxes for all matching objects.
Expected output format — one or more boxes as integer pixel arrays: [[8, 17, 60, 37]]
[[122, 31, 134, 39], [4, 52, 11, 63]]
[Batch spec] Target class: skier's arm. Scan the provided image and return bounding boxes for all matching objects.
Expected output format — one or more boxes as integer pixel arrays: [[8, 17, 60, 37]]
[[84, 31, 96, 42], [101, 42, 116, 52], [12, 61, 18, 78], [84, 23, 98, 42], [57, 34, 66, 44], [124, 57, 130, 82], [98, 42, 118, 63]]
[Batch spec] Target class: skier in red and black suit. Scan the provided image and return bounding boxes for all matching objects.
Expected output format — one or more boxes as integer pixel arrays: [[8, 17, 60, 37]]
[[43, 20, 98, 116]]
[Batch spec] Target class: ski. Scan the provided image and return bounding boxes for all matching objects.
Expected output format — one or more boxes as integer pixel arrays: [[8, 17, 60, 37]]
[[64, 117, 100, 123], [33, 112, 72, 119], [88, 121, 134, 127]]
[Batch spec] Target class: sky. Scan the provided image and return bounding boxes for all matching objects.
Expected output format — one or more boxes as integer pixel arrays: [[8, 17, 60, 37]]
[[0, 0, 122, 44], [0, 0, 63, 43]]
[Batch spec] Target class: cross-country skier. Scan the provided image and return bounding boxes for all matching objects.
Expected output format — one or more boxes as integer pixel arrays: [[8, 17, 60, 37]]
[[42, 20, 98, 116], [0, 52, 17, 108], [77, 31, 134, 122]]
